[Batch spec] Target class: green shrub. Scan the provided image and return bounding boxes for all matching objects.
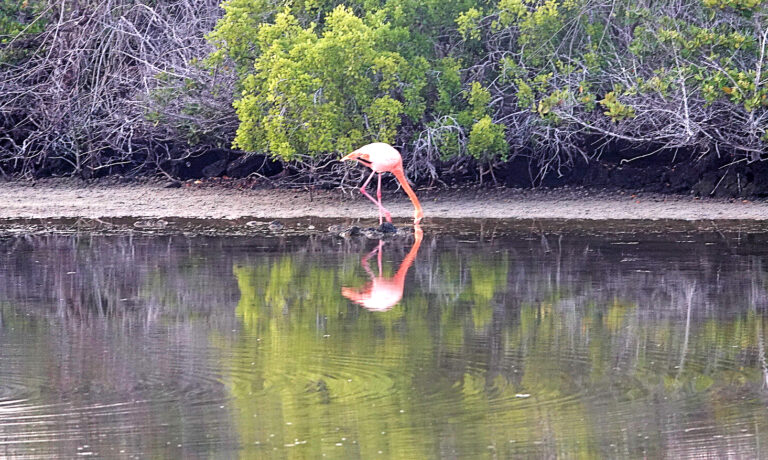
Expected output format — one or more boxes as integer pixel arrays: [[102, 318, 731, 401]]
[[0, 0, 46, 62], [227, 6, 427, 160]]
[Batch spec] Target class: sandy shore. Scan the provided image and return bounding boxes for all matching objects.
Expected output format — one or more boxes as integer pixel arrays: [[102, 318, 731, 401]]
[[1, 179, 767, 221]]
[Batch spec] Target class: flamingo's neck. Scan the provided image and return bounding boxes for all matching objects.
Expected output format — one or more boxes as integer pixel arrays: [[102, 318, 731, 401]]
[[392, 167, 423, 223], [392, 226, 423, 285]]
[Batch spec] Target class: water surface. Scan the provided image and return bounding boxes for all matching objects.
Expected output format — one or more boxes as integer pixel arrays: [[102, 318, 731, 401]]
[[1, 220, 768, 458]]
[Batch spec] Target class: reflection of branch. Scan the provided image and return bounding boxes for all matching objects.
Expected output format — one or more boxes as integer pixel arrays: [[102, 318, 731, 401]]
[[677, 282, 695, 379], [758, 312, 768, 390]]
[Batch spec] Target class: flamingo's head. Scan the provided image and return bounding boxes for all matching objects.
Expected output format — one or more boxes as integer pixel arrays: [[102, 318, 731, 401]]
[[340, 149, 372, 168]]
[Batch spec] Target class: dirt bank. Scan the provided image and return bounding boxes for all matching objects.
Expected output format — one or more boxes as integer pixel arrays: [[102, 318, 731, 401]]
[[1, 179, 767, 221]]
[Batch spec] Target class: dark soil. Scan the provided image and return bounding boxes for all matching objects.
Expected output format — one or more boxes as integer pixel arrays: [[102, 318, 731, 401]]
[[19, 144, 768, 199]]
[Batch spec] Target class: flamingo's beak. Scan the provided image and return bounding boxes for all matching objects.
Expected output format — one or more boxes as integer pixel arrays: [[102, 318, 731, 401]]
[[340, 151, 359, 162]]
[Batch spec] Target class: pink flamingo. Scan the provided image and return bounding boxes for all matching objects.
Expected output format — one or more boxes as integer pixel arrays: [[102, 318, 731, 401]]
[[342, 225, 423, 312], [341, 143, 423, 224]]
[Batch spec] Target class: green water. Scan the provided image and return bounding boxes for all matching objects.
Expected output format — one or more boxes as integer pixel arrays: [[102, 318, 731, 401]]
[[1, 221, 768, 458]]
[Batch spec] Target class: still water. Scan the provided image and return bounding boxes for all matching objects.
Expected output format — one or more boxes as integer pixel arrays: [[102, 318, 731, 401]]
[[1, 219, 768, 458]]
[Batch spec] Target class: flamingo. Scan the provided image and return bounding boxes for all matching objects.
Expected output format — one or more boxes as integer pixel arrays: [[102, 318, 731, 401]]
[[341, 142, 423, 224], [342, 225, 423, 312]]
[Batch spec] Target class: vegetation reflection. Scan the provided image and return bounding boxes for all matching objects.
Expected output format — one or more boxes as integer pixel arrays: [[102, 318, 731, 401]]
[[2, 233, 768, 457], [224, 234, 768, 458]]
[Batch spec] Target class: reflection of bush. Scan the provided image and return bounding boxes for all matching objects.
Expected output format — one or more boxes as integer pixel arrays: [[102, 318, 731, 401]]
[[463, 253, 508, 329], [0, 235, 242, 324], [223, 231, 768, 457], [2, 232, 768, 457]]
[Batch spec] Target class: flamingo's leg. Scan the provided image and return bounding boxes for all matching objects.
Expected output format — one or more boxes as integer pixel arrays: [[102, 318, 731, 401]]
[[377, 239, 383, 274], [359, 170, 392, 223], [361, 240, 385, 278], [377, 173, 382, 224], [377, 173, 392, 223]]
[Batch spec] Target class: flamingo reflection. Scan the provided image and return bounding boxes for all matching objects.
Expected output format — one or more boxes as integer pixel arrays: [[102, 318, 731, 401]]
[[342, 225, 423, 312]]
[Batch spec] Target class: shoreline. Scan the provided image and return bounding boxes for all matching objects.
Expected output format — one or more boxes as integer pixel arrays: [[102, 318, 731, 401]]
[[1, 178, 767, 221]]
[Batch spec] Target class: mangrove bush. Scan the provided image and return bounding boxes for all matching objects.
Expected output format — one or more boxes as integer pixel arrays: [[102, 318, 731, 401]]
[[1, 0, 767, 189]]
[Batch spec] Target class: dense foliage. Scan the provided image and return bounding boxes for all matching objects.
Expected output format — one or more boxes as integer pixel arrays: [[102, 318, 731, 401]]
[[210, 0, 768, 184], [1, 0, 767, 189]]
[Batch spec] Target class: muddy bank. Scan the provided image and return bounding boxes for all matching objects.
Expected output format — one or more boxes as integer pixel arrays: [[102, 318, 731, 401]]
[[1, 178, 767, 221]]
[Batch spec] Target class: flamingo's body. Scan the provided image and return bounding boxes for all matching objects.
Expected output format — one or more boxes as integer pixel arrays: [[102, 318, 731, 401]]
[[342, 226, 423, 311], [341, 143, 423, 224]]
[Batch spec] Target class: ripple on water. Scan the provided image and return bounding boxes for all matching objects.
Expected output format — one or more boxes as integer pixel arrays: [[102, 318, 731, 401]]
[[0, 329, 236, 458], [0, 393, 237, 458], [225, 348, 401, 407]]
